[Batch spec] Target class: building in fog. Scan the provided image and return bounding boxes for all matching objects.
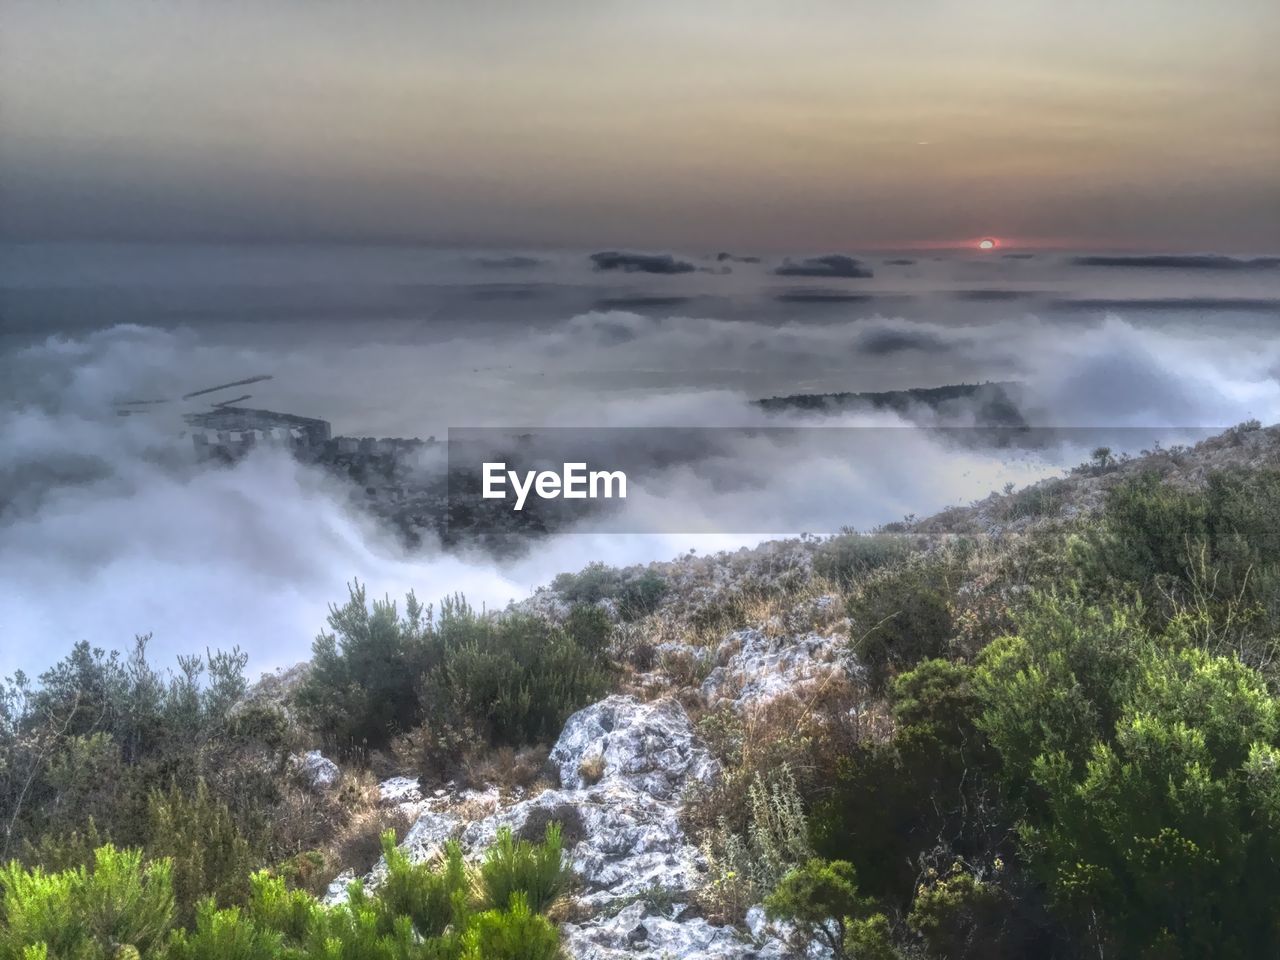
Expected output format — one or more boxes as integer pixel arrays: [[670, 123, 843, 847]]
[[185, 407, 331, 458]]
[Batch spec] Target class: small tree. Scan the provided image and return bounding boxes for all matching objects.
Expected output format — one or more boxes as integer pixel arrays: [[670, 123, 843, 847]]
[[764, 858, 898, 959]]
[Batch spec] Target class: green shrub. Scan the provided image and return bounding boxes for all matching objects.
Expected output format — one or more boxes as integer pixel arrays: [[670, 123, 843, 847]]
[[699, 765, 812, 923], [295, 584, 437, 757], [907, 864, 1008, 959], [1000, 478, 1068, 522], [2, 830, 567, 960], [847, 551, 962, 690], [551, 562, 667, 620], [430, 614, 610, 750], [812, 659, 996, 903], [563, 604, 613, 659], [1072, 470, 1280, 667], [18, 820, 107, 874], [1, 635, 277, 866], [0, 845, 175, 960], [270, 850, 327, 897], [298, 590, 611, 774], [890, 657, 979, 746], [478, 825, 568, 914], [373, 832, 468, 939], [147, 781, 258, 927], [764, 858, 894, 959], [974, 594, 1280, 958], [245, 872, 320, 944], [163, 901, 283, 960], [460, 892, 560, 960], [813, 533, 914, 588]]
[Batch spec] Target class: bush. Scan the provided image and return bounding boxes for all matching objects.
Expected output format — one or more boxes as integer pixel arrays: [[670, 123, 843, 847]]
[[374, 832, 468, 939], [298, 590, 612, 778], [1072, 470, 1280, 667], [563, 604, 613, 658], [295, 584, 436, 757], [813, 533, 914, 588], [1, 638, 266, 861], [478, 825, 568, 914], [146, 781, 259, 927], [460, 893, 560, 960], [0, 845, 175, 960], [163, 901, 283, 960], [698, 765, 812, 923], [847, 551, 963, 690], [551, 562, 667, 620], [974, 594, 1280, 958], [764, 858, 896, 960], [907, 863, 1008, 959], [3, 831, 567, 960], [811, 659, 999, 904], [428, 611, 610, 750], [999, 478, 1068, 522]]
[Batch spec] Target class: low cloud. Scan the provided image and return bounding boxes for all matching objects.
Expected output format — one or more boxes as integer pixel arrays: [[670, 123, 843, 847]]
[[1072, 255, 1280, 271], [774, 289, 878, 304], [469, 284, 544, 301], [593, 295, 694, 311], [1050, 297, 1280, 313], [774, 255, 874, 279], [589, 251, 696, 274], [950, 289, 1043, 302], [7, 307, 1280, 680], [475, 255, 544, 269], [855, 326, 954, 356]]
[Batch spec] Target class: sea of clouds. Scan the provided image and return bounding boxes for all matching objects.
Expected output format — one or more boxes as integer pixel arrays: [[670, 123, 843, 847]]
[[2, 308, 1279, 678]]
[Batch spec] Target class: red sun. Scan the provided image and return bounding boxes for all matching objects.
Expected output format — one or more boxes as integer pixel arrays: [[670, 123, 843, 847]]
[[978, 237, 998, 250]]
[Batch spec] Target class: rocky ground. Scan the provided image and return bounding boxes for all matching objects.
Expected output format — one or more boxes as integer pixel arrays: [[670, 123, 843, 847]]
[[312, 607, 849, 957]]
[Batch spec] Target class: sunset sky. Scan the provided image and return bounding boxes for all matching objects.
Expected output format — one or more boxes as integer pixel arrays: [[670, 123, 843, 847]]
[[2, 0, 1277, 251]]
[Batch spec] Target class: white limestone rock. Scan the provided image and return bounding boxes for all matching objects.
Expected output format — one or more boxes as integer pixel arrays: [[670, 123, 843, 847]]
[[348, 694, 796, 958], [378, 776, 423, 806], [701, 627, 846, 710], [322, 869, 355, 906], [294, 750, 341, 791], [562, 901, 790, 960], [399, 811, 461, 864], [547, 695, 718, 797]]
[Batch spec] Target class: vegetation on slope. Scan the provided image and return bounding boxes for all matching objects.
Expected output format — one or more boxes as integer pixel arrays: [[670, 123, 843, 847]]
[[4, 424, 1280, 959], [0, 829, 567, 959], [694, 460, 1280, 958]]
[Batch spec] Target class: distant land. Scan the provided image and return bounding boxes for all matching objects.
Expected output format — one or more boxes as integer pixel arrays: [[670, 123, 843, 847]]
[[755, 380, 1027, 427]]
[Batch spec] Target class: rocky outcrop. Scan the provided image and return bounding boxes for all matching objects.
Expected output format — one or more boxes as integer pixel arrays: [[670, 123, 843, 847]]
[[329, 694, 795, 957], [564, 902, 786, 960], [293, 750, 340, 791], [701, 625, 846, 710], [328, 608, 852, 957], [547, 695, 717, 797]]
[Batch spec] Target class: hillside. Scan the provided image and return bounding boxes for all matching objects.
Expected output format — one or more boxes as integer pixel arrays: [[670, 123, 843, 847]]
[[5, 420, 1280, 959]]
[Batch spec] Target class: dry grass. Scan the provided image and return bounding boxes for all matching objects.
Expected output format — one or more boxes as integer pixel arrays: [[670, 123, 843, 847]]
[[453, 791, 502, 822], [684, 670, 888, 842], [331, 805, 415, 877], [461, 744, 549, 796], [577, 752, 606, 786]]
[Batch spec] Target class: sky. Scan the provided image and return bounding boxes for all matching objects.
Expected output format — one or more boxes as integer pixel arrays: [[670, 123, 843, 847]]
[[1, 0, 1278, 251]]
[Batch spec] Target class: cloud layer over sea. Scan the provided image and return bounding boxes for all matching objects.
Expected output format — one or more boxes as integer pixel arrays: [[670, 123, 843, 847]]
[[2, 245, 1279, 677]]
